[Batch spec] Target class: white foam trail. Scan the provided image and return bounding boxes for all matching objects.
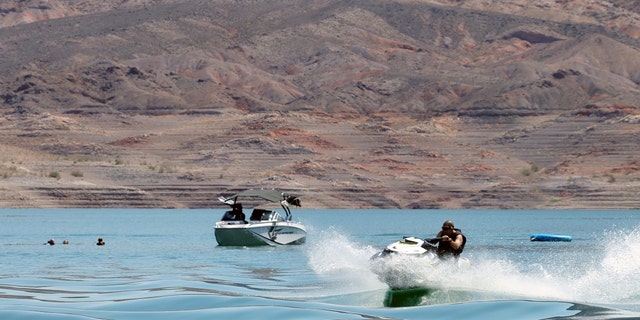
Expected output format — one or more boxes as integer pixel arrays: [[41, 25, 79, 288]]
[[452, 226, 640, 304], [305, 224, 640, 306], [570, 227, 640, 303], [447, 256, 572, 300], [306, 227, 386, 292]]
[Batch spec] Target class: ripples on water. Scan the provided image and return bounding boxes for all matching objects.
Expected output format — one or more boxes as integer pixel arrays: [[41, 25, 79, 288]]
[[1, 209, 639, 319]]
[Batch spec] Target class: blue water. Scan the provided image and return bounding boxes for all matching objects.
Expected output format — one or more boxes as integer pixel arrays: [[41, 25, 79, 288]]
[[1, 209, 639, 319]]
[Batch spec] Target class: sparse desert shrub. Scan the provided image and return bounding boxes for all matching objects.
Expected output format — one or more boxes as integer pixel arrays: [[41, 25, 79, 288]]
[[71, 170, 84, 177], [49, 171, 60, 179], [521, 163, 539, 177], [1, 164, 17, 179], [163, 165, 176, 173]]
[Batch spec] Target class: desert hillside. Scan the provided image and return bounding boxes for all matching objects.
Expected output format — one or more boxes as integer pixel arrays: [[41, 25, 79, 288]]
[[0, 0, 639, 209]]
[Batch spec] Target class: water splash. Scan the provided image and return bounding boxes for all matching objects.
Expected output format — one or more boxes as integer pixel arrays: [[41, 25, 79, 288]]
[[446, 256, 571, 300], [449, 226, 640, 305], [306, 224, 640, 307], [306, 227, 385, 292], [570, 227, 640, 304]]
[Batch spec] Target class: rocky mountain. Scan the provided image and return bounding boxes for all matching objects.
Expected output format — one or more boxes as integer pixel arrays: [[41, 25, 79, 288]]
[[0, 0, 639, 209]]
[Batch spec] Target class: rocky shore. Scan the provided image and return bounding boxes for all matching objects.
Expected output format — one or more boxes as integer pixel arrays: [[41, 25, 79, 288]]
[[1, 0, 639, 209]]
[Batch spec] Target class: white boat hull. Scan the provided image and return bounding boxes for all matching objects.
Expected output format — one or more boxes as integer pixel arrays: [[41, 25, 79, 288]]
[[214, 221, 307, 246]]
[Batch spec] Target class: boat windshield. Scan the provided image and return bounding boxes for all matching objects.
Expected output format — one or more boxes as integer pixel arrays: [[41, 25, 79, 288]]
[[249, 209, 283, 222]]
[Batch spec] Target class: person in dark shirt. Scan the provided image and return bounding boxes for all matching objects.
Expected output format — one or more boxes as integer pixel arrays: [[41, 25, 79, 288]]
[[222, 203, 247, 223], [435, 220, 466, 258]]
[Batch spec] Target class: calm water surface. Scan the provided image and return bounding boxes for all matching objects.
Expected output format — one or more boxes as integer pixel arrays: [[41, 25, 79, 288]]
[[1, 209, 639, 319]]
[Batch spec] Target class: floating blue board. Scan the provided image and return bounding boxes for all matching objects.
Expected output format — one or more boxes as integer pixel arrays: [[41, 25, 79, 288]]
[[530, 234, 572, 242]]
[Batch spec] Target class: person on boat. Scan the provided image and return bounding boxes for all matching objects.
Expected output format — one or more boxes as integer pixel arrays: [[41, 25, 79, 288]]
[[434, 220, 466, 258], [46, 238, 55, 245], [97, 237, 105, 246], [233, 203, 246, 222], [222, 203, 247, 223]]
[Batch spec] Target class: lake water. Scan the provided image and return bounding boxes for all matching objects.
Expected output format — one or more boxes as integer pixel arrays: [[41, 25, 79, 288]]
[[1, 209, 639, 319]]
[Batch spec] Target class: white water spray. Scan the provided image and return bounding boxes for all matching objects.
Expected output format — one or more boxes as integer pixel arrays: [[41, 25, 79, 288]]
[[306, 224, 640, 307], [434, 226, 640, 305], [306, 227, 386, 292]]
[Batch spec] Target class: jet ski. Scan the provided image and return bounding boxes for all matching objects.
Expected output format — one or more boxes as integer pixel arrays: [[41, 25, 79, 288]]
[[370, 236, 440, 260], [370, 236, 470, 290]]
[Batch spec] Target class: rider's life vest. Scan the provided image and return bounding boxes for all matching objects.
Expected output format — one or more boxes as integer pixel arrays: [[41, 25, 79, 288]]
[[437, 229, 466, 257]]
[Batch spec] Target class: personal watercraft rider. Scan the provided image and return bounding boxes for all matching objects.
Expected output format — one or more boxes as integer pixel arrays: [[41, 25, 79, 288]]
[[432, 220, 466, 258]]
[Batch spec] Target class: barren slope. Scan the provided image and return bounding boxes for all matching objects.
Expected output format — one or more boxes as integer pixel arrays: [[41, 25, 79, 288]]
[[0, 0, 639, 209]]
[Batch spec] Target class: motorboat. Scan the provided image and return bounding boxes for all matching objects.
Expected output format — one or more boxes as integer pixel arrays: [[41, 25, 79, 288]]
[[214, 189, 306, 246], [370, 236, 470, 290]]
